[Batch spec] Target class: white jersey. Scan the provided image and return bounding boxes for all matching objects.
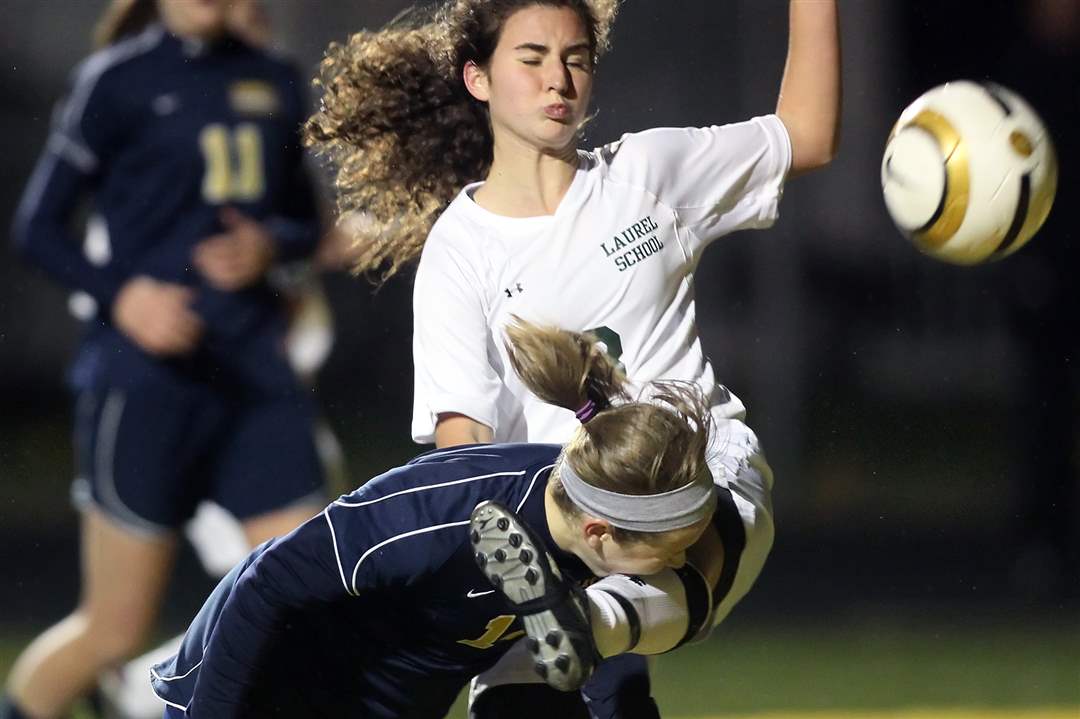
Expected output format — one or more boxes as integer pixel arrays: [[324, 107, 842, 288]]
[[414, 116, 789, 694], [412, 114, 790, 445]]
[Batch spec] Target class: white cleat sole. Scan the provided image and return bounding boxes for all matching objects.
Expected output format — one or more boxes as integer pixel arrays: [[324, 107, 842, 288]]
[[470, 500, 596, 691]]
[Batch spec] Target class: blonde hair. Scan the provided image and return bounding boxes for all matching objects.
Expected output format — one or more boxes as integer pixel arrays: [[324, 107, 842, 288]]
[[504, 319, 712, 541], [304, 0, 620, 282], [94, 0, 158, 49]]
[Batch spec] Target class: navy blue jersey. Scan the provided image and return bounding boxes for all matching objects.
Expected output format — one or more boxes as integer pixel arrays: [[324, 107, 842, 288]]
[[12, 25, 318, 381], [151, 443, 591, 718]]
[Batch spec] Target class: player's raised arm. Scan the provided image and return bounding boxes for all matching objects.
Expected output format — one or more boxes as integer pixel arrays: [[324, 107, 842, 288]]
[[776, 0, 841, 177]]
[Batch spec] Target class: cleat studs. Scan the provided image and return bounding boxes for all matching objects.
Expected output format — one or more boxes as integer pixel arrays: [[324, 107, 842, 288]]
[[519, 549, 533, 564], [508, 533, 522, 548], [554, 654, 571, 673], [497, 518, 510, 531], [475, 552, 487, 568], [525, 568, 539, 585], [493, 549, 507, 562], [534, 662, 549, 679], [470, 530, 480, 544], [489, 574, 503, 589], [545, 630, 562, 647], [526, 637, 540, 653]]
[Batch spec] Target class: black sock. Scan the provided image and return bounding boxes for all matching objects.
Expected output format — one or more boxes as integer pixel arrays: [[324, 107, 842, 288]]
[[0, 696, 33, 719]]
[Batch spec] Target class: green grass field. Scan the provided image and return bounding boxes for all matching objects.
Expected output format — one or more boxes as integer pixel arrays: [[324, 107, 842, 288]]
[[446, 617, 1080, 717], [3, 616, 1078, 717], [645, 621, 1079, 716]]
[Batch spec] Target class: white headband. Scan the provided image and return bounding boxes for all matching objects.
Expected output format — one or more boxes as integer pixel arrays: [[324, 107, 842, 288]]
[[556, 456, 716, 532]]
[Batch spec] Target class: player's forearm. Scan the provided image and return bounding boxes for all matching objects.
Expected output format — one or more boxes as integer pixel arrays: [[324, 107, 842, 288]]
[[776, 0, 841, 176]]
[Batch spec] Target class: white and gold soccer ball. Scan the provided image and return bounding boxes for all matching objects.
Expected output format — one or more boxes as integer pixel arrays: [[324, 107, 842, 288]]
[[881, 80, 1057, 264]]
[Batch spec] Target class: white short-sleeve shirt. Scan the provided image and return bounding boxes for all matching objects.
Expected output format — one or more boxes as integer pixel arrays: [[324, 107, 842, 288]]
[[412, 114, 792, 445]]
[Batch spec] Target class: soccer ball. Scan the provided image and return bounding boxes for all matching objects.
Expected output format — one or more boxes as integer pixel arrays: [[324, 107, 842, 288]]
[[881, 81, 1057, 264]]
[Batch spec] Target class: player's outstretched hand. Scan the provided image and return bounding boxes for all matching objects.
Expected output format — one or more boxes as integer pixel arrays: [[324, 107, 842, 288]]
[[193, 207, 276, 291], [112, 275, 204, 356]]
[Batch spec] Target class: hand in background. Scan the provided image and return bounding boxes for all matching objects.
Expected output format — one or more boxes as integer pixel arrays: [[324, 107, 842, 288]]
[[193, 207, 276, 291], [314, 211, 373, 271], [112, 276, 204, 356]]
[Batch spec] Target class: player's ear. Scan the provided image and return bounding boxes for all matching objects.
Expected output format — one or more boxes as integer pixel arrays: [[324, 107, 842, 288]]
[[463, 60, 490, 103], [581, 517, 613, 550]]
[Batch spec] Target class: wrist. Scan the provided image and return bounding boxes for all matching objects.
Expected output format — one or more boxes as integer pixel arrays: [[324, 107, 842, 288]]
[[262, 216, 319, 262]]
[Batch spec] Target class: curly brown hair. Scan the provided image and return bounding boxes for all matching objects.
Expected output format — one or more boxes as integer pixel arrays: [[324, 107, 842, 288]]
[[303, 0, 619, 281]]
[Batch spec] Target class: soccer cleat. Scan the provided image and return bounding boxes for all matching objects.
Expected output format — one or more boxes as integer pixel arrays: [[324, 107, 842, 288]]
[[470, 500, 598, 692]]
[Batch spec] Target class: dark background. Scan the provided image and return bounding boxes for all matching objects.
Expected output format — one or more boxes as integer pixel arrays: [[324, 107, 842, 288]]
[[1, 0, 1077, 710]]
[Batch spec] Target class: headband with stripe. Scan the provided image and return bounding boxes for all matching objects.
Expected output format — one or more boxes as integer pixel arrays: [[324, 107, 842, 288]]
[[556, 457, 717, 532]]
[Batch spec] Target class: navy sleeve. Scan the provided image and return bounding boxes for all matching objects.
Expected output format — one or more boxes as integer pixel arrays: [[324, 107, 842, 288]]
[[11, 62, 128, 309], [187, 489, 458, 716], [263, 65, 319, 262], [186, 515, 349, 716]]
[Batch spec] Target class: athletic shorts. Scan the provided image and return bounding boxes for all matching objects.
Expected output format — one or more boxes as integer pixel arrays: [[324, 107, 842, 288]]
[[470, 653, 656, 719], [71, 363, 324, 536]]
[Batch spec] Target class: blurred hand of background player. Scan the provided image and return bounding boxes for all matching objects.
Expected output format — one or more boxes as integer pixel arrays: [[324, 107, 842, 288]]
[[112, 276, 204, 356], [193, 207, 277, 291]]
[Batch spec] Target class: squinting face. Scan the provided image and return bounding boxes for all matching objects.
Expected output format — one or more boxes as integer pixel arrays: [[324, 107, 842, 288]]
[[159, 0, 231, 39], [586, 515, 713, 578], [474, 5, 594, 154]]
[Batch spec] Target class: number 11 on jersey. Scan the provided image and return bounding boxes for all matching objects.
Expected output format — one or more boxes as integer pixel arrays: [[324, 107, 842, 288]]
[[199, 123, 265, 203]]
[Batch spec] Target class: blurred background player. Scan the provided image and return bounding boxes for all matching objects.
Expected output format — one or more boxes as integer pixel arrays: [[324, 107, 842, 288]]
[[2, 0, 329, 717], [92, 3, 353, 716], [306, 0, 838, 715]]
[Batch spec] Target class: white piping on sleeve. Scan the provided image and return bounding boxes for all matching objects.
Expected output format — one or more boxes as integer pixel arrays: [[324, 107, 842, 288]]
[[350, 521, 470, 595], [58, 25, 164, 168], [516, 464, 552, 512], [334, 471, 525, 508], [150, 660, 203, 683], [323, 508, 353, 596]]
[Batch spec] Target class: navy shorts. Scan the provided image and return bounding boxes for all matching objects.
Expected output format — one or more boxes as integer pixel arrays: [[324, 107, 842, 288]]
[[72, 358, 324, 536], [471, 654, 658, 719]]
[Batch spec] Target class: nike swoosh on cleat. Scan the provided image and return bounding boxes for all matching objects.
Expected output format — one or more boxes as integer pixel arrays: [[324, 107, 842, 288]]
[[466, 588, 496, 598]]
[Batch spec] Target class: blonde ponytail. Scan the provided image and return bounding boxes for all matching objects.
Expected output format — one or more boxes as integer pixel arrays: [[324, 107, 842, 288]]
[[503, 318, 628, 415], [504, 319, 713, 540], [94, 0, 158, 49]]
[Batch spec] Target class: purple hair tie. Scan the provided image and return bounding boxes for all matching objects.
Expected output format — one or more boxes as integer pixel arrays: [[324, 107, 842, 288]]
[[575, 399, 598, 423]]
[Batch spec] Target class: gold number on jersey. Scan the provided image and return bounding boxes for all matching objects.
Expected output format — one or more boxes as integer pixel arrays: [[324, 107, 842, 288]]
[[456, 615, 525, 650], [198, 123, 265, 203]]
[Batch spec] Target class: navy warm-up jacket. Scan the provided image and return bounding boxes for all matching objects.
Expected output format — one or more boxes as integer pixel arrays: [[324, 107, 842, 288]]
[[12, 24, 319, 390]]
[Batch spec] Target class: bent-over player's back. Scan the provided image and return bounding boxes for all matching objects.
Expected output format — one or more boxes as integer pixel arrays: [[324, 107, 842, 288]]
[[152, 443, 567, 718]]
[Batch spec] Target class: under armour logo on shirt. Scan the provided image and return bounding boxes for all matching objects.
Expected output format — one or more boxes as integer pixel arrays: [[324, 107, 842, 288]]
[[504, 282, 524, 298]]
